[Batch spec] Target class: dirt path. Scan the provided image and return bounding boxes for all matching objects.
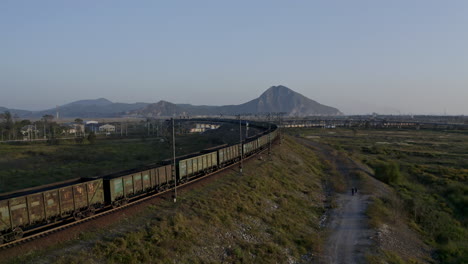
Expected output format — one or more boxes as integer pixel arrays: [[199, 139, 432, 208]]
[[326, 192, 373, 264], [296, 138, 374, 264]]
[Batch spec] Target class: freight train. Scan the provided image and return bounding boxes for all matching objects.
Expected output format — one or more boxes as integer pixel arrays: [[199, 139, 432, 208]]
[[0, 122, 278, 245]]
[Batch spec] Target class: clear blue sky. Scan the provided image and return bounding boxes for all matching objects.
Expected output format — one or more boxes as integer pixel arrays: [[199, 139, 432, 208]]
[[1, 0, 467, 114]]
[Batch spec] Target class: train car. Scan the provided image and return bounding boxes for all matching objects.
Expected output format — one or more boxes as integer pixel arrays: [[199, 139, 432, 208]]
[[258, 135, 269, 148], [0, 178, 104, 243], [178, 151, 218, 181], [270, 129, 278, 142], [103, 164, 173, 208], [153, 165, 173, 190], [218, 144, 241, 167], [242, 139, 259, 156]]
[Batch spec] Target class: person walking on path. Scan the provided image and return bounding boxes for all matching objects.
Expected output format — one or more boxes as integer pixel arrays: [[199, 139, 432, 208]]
[[351, 188, 355, 196]]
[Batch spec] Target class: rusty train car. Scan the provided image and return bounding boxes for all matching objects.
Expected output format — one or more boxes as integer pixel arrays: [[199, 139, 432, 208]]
[[0, 178, 104, 243], [0, 123, 278, 244]]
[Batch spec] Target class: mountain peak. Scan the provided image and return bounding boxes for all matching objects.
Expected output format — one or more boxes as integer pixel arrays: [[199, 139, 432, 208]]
[[264, 85, 292, 93], [261, 85, 296, 97], [247, 85, 342, 116], [64, 98, 113, 107]]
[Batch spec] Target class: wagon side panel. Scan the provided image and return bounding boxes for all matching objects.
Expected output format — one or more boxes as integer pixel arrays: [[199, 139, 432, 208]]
[[109, 178, 124, 203], [133, 173, 143, 194], [202, 155, 207, 171], [86, 179, 104, 206], [179, 160, 187, 179], [0, 200, 11, 232], [165, 165, 173, 182], [124, 175, 134, 197], [59, 187, 74, 214], [187, 159, 193, 176], [44, 190, 60, 219], [219, 147, 226, 164], [73, 184, 88, 210], [27, 193, 45, 224], [142, 170, 151, 190], [9, 197, 29, 228], [155, 167, 164, 186], [150, 168, 158, 188]]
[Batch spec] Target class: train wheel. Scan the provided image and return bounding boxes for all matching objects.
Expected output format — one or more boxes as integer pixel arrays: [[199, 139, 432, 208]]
[[86, 207, 96, 217], [13, 228, 23, 240], [73, 211, 83, 221]]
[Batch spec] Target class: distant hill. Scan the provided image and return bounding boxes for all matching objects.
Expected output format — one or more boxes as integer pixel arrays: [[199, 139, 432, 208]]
[[62, 98, 113, 107], [1, 99, 149, 119], [34, 98, 149, 118], [0, 106, 34, 117], [2, 85, 341, 118], [134, 85, 342, 117]]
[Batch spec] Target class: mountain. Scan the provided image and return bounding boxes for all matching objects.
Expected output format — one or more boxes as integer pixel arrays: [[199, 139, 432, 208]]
[[38, 99, 149, 118], [0, 106, 34, 117], [134, 101, 186, 117], [134, 85, 342, 117], [10, 98, 149, 119], [3, 86, 341, 118], [62, 98, 113, 107], [219, 85, 341, 116]]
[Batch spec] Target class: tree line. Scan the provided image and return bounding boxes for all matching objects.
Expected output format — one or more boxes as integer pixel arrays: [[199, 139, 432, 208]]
[[0, 111, 75, 141]]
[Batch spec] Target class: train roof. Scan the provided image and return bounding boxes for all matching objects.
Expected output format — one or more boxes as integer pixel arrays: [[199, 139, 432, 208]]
[[0, 177, 100, 200], [200, 144, 228, 153]]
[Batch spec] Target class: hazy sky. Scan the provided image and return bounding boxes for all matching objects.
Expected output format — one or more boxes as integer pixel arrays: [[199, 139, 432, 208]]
[[1, 1, 467, 114]]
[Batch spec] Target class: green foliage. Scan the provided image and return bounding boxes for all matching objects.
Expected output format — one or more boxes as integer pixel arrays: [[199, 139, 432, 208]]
[[366, 197, 391, 228], [309, 127, 468, 264], [374, 161, 403, 185], [87, 132, 96, 144], [74, 136, 84, 144], [366, 250, 418, 264]]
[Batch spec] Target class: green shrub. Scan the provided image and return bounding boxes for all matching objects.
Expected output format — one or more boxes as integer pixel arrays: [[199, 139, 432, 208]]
[[87, 132, 96, 144], [374, 161, 403, 185]]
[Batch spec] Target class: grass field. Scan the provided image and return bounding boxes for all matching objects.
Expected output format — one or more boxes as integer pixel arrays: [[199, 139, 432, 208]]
[[0, 123, 256, 193], [291, 127, 468, 264], [6, 136, 329, 263]]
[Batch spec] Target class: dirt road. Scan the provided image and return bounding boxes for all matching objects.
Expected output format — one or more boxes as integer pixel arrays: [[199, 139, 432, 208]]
[[296, 138, 373, 264], [325, 192, 373, 264]]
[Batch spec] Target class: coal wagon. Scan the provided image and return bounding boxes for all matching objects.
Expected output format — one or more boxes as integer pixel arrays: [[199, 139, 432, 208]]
[[218, 144, 241, 167], [0, 178, 104, 243], [104, 165, 173, 207], [178, 152, 218, 182]]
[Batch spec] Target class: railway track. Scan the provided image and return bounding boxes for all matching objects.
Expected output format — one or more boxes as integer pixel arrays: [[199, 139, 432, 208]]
[[0, 145, 272, 250]]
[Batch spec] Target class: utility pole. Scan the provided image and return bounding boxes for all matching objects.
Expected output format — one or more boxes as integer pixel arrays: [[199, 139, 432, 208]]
[[238, 114, 243, 174], [278, 112, 285, 145], [172, 118, 177, 203], [268, 113, 272, 160]]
